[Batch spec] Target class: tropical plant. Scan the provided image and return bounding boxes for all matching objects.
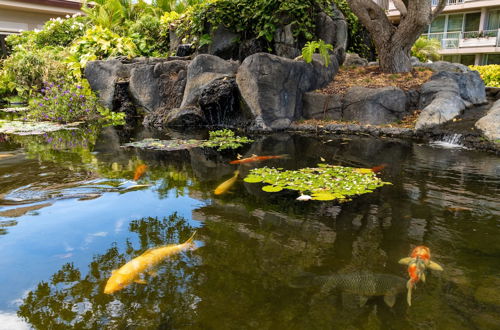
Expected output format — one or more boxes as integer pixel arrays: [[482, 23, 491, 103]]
[[33, 15, 89, 48], [200, 129, 254, 151], [411, 37, 441, 63], [470, 65, 500, 87], [128, 14, 169, 56], [302, 40, 334, 67]]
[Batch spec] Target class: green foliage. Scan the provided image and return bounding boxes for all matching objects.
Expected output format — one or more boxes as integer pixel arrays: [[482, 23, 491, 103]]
[[469, 65, 500, 87], [302, 40, 334, 67], [201, 129, 254, 151], [67, 26, 138, 77], [128, 14, 169, 56], [27, 81, 123, 123], [411, 37, 441, 63], [33, 16, 89, 48], [244, 164, 391, 201]]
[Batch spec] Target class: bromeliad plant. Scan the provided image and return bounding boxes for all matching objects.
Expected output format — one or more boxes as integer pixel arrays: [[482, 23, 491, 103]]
[[244, 164, 391, 201]]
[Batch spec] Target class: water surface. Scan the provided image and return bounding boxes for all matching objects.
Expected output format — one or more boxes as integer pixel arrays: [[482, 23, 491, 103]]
[[0, 125, 499, 329]]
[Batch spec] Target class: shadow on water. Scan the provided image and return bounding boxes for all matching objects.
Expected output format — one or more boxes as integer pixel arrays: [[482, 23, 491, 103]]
[[0, 125, 499, 329]]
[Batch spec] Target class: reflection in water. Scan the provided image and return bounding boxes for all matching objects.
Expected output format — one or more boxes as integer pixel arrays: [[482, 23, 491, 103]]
[[18, 214, 197, 329], [0, 127, 498, 329]]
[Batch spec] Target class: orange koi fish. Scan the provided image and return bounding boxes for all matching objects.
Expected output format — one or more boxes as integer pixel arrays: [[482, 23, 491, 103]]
[[133, 164, 148, 181], [104, 232, 196, 294], [399, 246, 443, 306], [371, 164, 388, 173], [229, 154, 287, 165], [214, 171, 239, 195]]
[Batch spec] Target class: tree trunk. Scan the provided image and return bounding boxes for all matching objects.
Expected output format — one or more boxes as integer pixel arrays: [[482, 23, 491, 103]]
[[378, 45, 412, 73]]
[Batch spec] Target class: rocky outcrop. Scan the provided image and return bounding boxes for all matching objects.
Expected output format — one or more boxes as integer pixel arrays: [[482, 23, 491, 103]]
[[416, 70, 486, 129], [274, 24, 300, 59], [143, 106, 206, 128], [476, 99, 500, 140], [208, 25, 239, 60], [342, 87, 408, 125], [85, 59, 127, 109], [236, 53, 339, 130], [302, 92, 342, 120], [181, 54, 239, 108]]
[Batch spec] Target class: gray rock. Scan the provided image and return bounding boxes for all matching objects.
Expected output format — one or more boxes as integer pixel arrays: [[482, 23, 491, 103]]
[[419, 73, 461, 109], [344, 53, 368, 67], [368, 61, 379, 66], [176, 44, 194, 57], [342, 87, 408, 125], [84, 60, 127, 109], [238, 38, 267, 62], [302, 92, 342, 120], [415, 60, 470, 73], [129, 60, 188, 113], [199, 77, 250, 126], [169, 30, 180, 53], [274, 24, 300, 59], [415, 92, 465, 129], [475, 99, 500, 140], [143, 106, 206, 128], [432, 71, 486, 105], [410, 56, 421, 65], [237, 52, 339, 130], [208, 25, 239, 60], [316, 12, 337, 47], [181, 54, 240, 108]]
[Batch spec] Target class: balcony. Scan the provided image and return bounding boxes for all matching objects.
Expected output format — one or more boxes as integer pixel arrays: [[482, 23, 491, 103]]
[[426, 29, 500, 49], [431, 0, 464, 5]]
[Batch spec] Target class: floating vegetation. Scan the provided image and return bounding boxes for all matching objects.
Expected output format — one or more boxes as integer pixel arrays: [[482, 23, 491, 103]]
[[244, 164, 391, 201], [200, 129, 253, 151], [123, 130, 253, 151], [0, 120, 82, 135], [0, 107, 30, 113]]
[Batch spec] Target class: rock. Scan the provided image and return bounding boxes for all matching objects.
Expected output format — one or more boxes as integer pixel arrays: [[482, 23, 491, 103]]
[[169, 30, 180, 53], [143, 106, 206, 128], [368, 61, 379, 66], [129, 60, 188, 113], [84, 60, 127, 109], [430, 71, 486, 105], [199, 77, 249, 126], [181, 54, 240, 108], [112, 81, 137, 125], [411, 56, 421, 65], [302, 92, 342, 120], [237, 52, 339, 130], [415, 60, 470, 73], [342, 86, 408, 125], [476, 99, 500, 140], [316, 12, 337, 47], [330, 5, 348, 64], [238, 38, 267, 62], [274, 24, 301, 59], [208, 25, 239, 60], [419, 73, 461, 109], [176, 44, 195, 57], [344, 53, 368, 67], [415, 92, 465, 130]]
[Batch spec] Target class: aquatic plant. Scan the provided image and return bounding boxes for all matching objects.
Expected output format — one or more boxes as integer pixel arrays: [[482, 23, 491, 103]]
[[200, 129, 253, 151], [244, 164, 391, 201]]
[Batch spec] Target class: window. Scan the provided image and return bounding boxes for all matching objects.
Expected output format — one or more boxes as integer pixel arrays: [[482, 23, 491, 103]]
[[0, 35, 8, 58], [431, 16, 446, 33], [460, 55, 475, 66], [464, 12, 481, 32], [443, 55, 460, 63], [487, 10, 500, 30], [485, 54, 500, 65], [447, 14, 463, 32]]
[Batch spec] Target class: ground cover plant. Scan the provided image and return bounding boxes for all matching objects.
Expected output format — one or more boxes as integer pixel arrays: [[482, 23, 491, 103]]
[[243, 164, 391, 201], [469, 65, 500, 87]]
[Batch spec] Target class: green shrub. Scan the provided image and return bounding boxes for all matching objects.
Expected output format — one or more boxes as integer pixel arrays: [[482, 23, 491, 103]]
[[128, 14, 169, 56], [28, 81, 124, 123], [302, 40, 334, 66], [411, 37, 441, 63], [470, 65, 500, 87], [33, 15, 89, 48]]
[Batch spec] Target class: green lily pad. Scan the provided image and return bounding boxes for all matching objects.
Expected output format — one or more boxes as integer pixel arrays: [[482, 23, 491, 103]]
[[262, 185, 283, 192], [243, 175, 264, 183], [311, 192, 337, 201]]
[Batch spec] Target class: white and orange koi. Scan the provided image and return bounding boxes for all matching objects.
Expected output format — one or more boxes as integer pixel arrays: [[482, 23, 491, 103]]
[[104, 232, 196, 294]]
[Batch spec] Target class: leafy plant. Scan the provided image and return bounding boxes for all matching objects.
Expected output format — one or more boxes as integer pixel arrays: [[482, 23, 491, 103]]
[[128, 14, 169, 56], [302, 40, 334, 67], [470, 65, 500, 87], [200, 129, 254, 151], [411, 37, 441, 63], [244, 164, 391, 201], [33, 15, 89, 48]]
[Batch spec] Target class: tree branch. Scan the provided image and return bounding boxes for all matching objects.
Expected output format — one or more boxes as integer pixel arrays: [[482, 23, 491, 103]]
[[393, 0, 407, 17], [432, 0, 447, 19], [346, 0, 395, 44]]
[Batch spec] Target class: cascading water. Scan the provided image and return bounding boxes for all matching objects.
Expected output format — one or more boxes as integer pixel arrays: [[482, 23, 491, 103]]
[[430, 134, 467, 149]]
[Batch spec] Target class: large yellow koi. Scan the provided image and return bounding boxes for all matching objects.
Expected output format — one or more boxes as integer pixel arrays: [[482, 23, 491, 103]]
[[214, 171, 239, 195], [104, 232, 196, 294]]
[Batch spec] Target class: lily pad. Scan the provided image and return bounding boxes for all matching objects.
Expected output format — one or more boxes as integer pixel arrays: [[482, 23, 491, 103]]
[[0, 120, 82, 135], [123, 138, 204, 151], [244, 164, 391, 202]]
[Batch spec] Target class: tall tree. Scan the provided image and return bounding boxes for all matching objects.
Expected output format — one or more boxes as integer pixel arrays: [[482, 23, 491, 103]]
[[346, 0, 447, 73]]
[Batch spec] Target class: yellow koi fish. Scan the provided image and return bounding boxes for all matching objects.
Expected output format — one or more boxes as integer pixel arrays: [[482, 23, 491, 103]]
[[104, 232, 196, 294], [214, 171, 239, 195]]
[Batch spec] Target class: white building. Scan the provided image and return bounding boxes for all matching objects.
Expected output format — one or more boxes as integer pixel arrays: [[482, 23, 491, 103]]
[[376, 0, 500, 65], [0, 0, 82, 56]]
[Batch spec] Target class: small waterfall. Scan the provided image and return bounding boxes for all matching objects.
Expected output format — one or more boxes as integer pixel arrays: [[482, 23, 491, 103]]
[[430, 134, 467, 149]]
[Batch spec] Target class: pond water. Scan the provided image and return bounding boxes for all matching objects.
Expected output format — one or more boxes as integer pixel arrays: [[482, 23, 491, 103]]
[[0, 123, 499, 329]]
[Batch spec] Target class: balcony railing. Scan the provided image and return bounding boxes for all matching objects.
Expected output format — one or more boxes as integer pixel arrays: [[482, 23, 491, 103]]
[[431, 0, 464, 6], [426, 30, 500, 49]]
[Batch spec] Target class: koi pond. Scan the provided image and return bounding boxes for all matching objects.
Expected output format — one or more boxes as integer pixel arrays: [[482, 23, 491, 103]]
[[0, 120, 499, 329]]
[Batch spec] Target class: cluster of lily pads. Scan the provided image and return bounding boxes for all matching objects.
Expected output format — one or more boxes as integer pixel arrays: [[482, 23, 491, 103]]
[[243, 164, 391, 201], [123, 130, 253, 151]]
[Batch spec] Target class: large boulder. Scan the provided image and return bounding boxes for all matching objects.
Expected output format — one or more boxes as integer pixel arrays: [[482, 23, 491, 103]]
[[274, 24, 301, 59], [181, 54, 239, 108], [344, 53, 368, 67], [238, 38, 267, 62], [302, 92, 342, 120], [208, 25, 240, 60], [415, 60, 470, 73], [416, 70, 486, 129], [143, 106, 206, 128], [199, 77, 250, 126], [85, 59, 127, 109], [476, 100, 500, 140], [342, 86, 408, 125], [236, 52, 339, 130], [129, 60, 188, 113]]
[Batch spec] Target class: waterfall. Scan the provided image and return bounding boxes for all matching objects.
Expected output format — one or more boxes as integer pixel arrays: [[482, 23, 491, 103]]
[[430, 134, 467, 149]]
